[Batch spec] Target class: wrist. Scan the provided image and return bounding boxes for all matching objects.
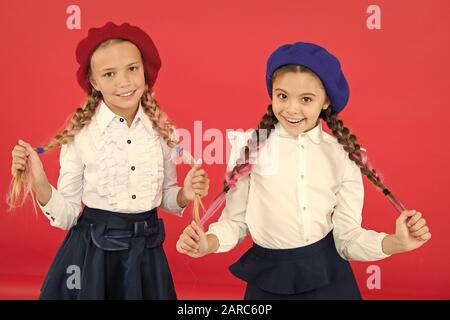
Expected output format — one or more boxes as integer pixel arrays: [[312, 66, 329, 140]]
[[206, 233, 219, 254], [31, 174, 49, 191], [176, 187, 190, 208], [382, 234, 406, 255]]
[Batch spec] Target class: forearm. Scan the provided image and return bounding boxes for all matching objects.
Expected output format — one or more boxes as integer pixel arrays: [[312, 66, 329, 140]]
[[32, 175, 52, 206], [382, 234, 405, 255]]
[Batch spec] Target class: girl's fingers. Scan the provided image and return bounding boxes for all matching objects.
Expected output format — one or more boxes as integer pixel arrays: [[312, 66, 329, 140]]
[[176, 241, 187, 254], [19, 140, 39, 156], [190, 220, 204, 235], [13, 164, 26, 171], [184, 226, 200, 241], [180, 237, 198, 252], [12, 149, 28, 160], [177, 240, 193, 255], [18, 139, 33, 151], [193, 169, 207, 177], [420, 233, 432, 241], [192, 186, 209, 193], [192, 182, 208, 189], [182, 236, 199, 251], [13, 145, 28, 154], [191, 176, 209, 184], [13, 158, 27, 166], [192, 187, 208, 197], [406, 211, 422, 227], [409, 218, 426, 232], [411, 226, 429, 238]]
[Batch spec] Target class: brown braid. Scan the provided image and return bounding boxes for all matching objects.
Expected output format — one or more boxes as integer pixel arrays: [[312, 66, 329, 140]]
[[224, 105, 279, 191], [273, 64, 391, 194], [320, 107, 390, 194], [224, 63, 390, 196]]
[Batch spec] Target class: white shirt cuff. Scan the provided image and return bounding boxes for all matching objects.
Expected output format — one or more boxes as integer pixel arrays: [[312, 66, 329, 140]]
[[206, 225, 237, 253]]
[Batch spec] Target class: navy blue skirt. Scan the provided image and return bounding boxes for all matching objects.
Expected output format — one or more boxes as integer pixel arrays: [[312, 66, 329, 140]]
[[229, 232, 362, 300], [39, 206, 176, 300]]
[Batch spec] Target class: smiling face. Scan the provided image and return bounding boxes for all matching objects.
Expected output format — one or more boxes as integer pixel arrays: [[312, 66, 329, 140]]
[[271, 66, 330, 136], [89, 40, 146, 114]]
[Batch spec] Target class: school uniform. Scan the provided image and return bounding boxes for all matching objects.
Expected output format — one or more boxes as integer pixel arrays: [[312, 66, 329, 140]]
[[206, 121, 391, 300], [37, 101, 185, 299]]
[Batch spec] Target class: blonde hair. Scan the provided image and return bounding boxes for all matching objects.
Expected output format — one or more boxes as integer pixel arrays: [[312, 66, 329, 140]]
[[7, 39, 178, 209]]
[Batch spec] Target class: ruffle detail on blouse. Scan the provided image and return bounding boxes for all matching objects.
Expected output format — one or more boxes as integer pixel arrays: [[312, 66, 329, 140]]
[[89, 116, 164, 212]]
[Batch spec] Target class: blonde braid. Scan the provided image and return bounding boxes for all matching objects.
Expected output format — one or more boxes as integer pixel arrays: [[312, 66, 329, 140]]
[[7, 91, 102, 209], [140, 88, 178, 147]]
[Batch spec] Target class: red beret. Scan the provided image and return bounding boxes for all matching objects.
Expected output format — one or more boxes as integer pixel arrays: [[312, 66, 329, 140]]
[[76, 22, 161, 93]]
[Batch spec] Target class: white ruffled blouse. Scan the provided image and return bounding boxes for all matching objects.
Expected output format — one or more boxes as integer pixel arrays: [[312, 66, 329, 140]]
[[38, 100, 185, 230], [207, 121, 391, 262]]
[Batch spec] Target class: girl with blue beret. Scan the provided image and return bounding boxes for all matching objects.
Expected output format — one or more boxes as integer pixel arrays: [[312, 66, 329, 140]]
[[177, 42, 431, 299]]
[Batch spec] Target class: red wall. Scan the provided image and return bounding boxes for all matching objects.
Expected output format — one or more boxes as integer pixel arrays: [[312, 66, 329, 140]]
[[1, 0, 449, 299]]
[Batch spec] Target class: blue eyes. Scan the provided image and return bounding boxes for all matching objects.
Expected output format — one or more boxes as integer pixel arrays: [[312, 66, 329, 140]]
[[102, 66, 139, 78]]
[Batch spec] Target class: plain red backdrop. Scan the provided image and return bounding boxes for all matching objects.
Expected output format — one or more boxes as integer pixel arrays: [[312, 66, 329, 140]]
[[0, 0, 449, 299]]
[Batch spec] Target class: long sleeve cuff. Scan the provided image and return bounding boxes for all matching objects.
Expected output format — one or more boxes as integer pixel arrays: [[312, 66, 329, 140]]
[[206, 223, 241, 253], [159, 186, 186, 217], [339, 230, 392, 261], [37, 185, 79, 230]]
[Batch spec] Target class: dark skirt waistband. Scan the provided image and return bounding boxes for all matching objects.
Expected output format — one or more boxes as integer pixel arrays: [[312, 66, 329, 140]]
[[80, 206, 158, 224], [229, 231, 360, 296], [75, 206, 164, 251], [251, 231, 334, 260]]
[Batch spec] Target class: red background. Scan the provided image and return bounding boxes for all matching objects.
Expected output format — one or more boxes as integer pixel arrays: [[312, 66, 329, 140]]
[[1, 0, 449, 299]]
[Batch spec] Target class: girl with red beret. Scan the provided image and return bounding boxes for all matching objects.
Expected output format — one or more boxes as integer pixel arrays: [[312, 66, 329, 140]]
[[176, 42, 431, 299], [8, 22, 209, 299]]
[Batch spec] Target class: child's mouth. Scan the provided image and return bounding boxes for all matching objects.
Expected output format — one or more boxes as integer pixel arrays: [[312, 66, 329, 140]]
[[117, 90, 136, 98], [283, 116, 305, 126]]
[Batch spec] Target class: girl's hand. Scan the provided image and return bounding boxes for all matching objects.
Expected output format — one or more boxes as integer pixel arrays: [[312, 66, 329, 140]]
[[11, 140, 47, 186], [394, 210, 431, 253], [176, 221, 210, 258], [182, 163, 209, 201]]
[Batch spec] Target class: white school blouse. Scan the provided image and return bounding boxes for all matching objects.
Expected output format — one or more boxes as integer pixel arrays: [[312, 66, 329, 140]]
[[38, 101, 185, 230], [207, 121, 391, 261]]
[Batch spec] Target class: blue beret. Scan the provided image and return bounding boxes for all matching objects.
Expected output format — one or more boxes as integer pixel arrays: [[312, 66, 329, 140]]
[[266, 42, 349, 113]]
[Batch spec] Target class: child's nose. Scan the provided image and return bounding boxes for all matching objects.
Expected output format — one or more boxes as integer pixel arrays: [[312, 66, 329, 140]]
[[285, 101, 301, 114], [116, 72, 131, 87]]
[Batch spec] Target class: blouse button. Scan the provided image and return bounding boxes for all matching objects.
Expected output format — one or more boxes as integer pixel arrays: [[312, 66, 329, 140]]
[[300, 145, 305, 149], [300, 175, 304, 179], [132, 195, 136, 200], [127, 139, 132, 144], [303, 206, 307, 211], [131, 166, 135, 171], [120, 118, 124, 122]]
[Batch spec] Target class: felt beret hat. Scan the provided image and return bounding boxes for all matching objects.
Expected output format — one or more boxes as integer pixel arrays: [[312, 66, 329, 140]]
[[266, 42, 349, 113], [76, 22, 161, 93]]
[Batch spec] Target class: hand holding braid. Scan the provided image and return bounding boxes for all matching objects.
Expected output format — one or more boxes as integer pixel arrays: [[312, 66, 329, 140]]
[[199, 105, 278, 226], [7, 91, 102, 209]]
